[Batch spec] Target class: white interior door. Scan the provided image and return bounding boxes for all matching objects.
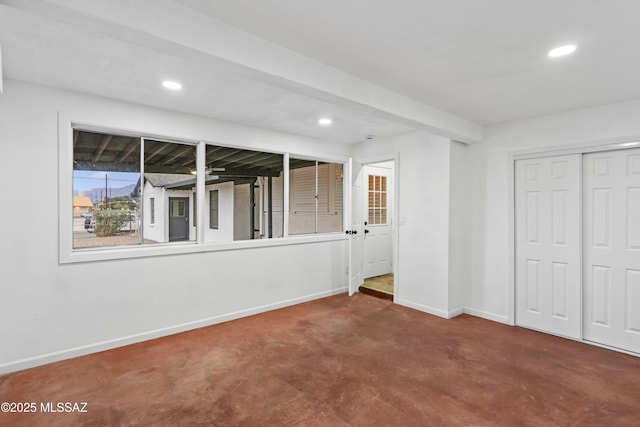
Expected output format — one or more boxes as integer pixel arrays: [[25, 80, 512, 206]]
[[515, 155, 581, 339], [348, 159, 363, 295], [583, 148, 640, 353], [362, 164, 392, 279]]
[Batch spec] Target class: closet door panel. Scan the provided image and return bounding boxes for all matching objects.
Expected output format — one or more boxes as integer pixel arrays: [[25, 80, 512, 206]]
[[584, 148, 640, 353], [515, 155, 581, 338]]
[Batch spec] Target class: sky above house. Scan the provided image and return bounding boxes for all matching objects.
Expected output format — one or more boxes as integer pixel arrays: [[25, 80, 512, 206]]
[[73, 171, 140, 194]]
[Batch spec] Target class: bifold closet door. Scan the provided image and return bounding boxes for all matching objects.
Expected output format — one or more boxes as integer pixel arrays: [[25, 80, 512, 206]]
[[583, 148, 640, 353], [515, 155, 581, 339]]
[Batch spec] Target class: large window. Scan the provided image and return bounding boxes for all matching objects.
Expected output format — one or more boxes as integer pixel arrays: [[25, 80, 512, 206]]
[[69, 127, 343, 256], [72, 131, 141, 249], [143, 139, 197, 243], [205, 144, 284, 242], [72, 130, 197, 248], [289, 160, 343, 234]]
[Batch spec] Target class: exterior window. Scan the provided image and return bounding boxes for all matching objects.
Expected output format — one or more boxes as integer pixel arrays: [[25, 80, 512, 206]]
[[368, 174, 387, 225], [67, 125, 346, 260], [289, 160, 343, 234], [209, 190, 219, 229], [170, 199, 186, 217], [205, 144, 283, 241], [144, 139, 196, 243], [72, 131, 141, 249], [72, 130, 197, 248]]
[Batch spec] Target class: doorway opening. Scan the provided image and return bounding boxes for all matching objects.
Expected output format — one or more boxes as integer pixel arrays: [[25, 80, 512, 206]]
[[168, 197, 190, 242], [358, 161, 394, 300], [360, 273, 394, 301]]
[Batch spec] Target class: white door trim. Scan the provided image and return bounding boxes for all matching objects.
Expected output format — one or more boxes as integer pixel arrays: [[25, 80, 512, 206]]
[[513, 139, 640, 161]]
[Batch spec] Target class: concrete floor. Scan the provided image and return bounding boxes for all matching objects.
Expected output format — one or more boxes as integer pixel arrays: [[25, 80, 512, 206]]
[[1, 293, 640, 426]]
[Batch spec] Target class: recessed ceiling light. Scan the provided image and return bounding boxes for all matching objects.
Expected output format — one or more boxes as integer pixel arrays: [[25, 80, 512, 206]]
[[318, 118, 332, 126], [548, 45, 576, 58], [162, 80, 182, 90]]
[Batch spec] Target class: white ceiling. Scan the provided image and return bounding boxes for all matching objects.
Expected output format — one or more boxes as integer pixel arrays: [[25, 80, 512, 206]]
[[1, 0, 640, 143]]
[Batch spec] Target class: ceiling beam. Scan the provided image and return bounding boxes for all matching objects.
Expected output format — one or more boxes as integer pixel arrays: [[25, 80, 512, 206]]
[[161, 145, 194, 165], [209, 168, 280, 177], [74, 160, 139, 173], [212, 150, 264, 167], [7, 0, 484, 144], [144, 142, 171, 162], [92, 135, 112, 163], [117, 142, 139, 163]]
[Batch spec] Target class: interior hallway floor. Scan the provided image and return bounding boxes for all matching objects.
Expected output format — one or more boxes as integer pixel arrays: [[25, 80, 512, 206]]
[[359, 274, 393, 301], [1, 293, 640, 426]]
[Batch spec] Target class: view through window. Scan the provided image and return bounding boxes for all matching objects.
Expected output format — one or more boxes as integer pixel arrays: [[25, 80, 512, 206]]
[[72, 129, 319, 250], [73, 131, 142, 249], [289, 160, 343, 234]]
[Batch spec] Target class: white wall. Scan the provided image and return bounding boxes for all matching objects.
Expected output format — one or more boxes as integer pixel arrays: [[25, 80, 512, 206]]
[[0, 80, 350, 373], [448, 141, 471, 314], [143, 182, 165, 243], [204, 182, 234, 242], [353, 132, 454, 317], [261, 174, 284, 238], [233, 183, 252, 240], [468, 98, 640, 324]]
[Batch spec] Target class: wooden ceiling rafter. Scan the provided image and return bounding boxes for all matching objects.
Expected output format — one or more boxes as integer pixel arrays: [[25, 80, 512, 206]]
[[117, 142, 140, 164], [73, 131, 319, 182], [161, 145, 195, 166], [144, 141, 172, 163], [92, 135, 113, 163]]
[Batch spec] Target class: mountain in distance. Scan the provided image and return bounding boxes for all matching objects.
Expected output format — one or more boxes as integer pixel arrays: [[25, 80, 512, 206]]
[[75, 183, 136, 202]]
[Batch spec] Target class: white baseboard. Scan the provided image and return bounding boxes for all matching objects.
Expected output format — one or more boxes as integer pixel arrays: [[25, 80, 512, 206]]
[[448, 307, 465, 318], [0, 287, 347, 375], [397, 299, 510, 324], [463, 307, 510, 325], [397, 299, 461, 319]]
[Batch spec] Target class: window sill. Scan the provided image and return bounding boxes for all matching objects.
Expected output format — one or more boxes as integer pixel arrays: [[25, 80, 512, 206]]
[[61, 233, 347, 264]]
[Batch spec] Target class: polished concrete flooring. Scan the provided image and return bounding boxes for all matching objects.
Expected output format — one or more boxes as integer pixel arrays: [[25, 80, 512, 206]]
[[2, 293, 640, 426]]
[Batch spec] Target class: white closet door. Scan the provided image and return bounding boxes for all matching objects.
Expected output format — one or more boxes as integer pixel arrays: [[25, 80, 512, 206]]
[[583, 148, 640, 353], [515, 155, 581, 339]]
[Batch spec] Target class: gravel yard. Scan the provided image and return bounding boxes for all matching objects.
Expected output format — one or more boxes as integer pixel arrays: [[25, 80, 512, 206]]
[[73, 233, 157, 248]]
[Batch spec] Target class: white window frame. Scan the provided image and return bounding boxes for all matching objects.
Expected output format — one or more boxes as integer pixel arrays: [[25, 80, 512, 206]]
[[58, 112, 348, 264]]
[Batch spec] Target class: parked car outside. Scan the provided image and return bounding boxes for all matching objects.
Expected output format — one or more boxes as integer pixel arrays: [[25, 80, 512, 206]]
[[84, 215, 96, 232]]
